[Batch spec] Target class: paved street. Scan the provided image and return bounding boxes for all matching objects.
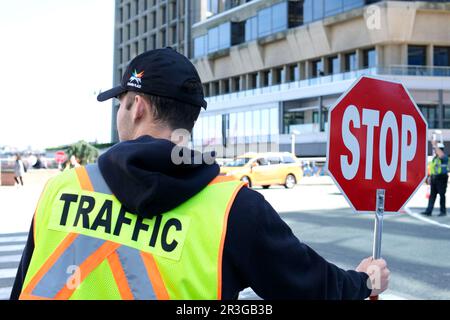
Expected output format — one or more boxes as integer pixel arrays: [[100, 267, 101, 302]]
[[1, 172, 449, 300]]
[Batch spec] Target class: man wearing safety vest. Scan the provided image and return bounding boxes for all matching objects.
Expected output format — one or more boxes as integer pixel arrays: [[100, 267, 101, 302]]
[[422, 141, 448, 217], [11, 48, 389, 300]]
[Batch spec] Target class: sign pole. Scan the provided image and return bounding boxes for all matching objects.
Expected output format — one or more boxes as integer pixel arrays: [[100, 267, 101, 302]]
[[370, 189, 385, 300]]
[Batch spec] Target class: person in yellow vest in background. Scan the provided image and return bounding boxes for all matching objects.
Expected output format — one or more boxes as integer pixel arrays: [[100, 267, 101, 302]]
[[422, 140, 449, 217], [11, 48, 389, 300]]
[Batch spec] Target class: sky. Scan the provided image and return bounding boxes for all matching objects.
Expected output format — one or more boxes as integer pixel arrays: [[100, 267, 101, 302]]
[[0, 0, 115, 150]]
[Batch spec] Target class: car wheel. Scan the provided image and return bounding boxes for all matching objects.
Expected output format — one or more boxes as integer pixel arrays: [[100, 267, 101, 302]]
[[241, 176, 252, 187], [262, 185, 270, 189], [284, 174, 296, 189]]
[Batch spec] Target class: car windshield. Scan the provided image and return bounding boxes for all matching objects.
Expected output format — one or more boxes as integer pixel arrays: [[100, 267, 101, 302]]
[[224, 158, 252, 167]]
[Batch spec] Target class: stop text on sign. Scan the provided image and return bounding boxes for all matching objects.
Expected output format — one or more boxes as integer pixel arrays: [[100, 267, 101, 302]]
[[341, 105, 417, 183]]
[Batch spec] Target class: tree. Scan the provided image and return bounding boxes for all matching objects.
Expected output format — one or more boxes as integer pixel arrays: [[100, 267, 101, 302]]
[[67, 141, 99, 165]]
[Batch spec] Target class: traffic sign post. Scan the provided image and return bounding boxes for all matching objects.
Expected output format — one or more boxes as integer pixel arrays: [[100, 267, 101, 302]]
[[327, 75, 427, 300]]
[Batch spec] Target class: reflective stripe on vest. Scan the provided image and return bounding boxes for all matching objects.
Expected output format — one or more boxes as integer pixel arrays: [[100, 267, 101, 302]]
[[20, 164, 243, 300]]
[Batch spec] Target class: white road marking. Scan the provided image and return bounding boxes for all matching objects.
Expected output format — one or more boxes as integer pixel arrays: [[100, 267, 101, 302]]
[[404, 207, 450, 230], [0, 236, 27, 244], [0, 287, 12, 300], [0, 245, 24, 252], [0, 268, 17, 279], [0, 255, 22, 263]]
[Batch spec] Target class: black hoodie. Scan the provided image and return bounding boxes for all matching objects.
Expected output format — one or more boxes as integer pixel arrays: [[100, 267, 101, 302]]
[[11, 135, 371, 300]]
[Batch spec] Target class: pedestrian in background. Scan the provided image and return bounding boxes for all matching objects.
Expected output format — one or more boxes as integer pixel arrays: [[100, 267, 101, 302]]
[[14, 154, 25, 186], [422, 141, 448, 217], [70, 155, 81, 168]]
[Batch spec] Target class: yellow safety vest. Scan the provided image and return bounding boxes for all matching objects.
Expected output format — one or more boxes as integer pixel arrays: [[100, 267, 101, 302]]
[[20, 164, 244, 300]]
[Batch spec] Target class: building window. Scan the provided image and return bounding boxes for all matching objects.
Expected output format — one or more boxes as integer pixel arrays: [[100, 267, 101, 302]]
[[194, 35, 207, 58], [133, 41, 139, 57], [203, 84, 210, 97], [419, 105, 438, 129], [119, 8, 123, 23], [207, 0, 219, 15], [144, 0, 148, 11], [245, 16, 258, 42], [344, 52, 357, 71], [304, 0, 365, 24], [274, 67, 284, 84], [408, 45, 427, 66], [142, 38, 147, 52], [250, 73, 258, 89], [171, 26, 177, 44], [127, 45, 131, 61], [143, 16, 148, 32], [127, 3, 131, 20], [151, 34, 156, 49], [363, 48, 376, 68], [135, 20, 139, 37], [288, 64, 299, 82], [222, 79, 230, 94], [328, 56, 340, 74], [444, 105, 450, 129], [161, 29, 166, 47], [262, 70, 272, 87], [170, 1, 177, 20], [272, 2, 288, 33], [207, 22, 231, 53], [152, 11, 157, 28], [119, 28, 123, 43], [212, 81, 220, 96], [126, 24, 131, 41], [161, 6, 167, 24], [119, 48, 123, 64], [434, 46, 450, 67], [312, 59, 324, 78], [135, 0, 139, 15], [258, 5, 274, 38], [232, 77, 240, 92]]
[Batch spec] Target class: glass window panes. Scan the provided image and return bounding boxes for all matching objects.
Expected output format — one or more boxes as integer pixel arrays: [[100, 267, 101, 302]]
[[194, 35, 207, 58], [245, 16, 258, 42], [434, 46, 450, 67], [218, 22, 231, 50], [363, 48, 376, 68], [258, 7, 271, 37], [329, 56, 340, 74], [408, 45, 427, 66], [325, 0, 341, 16], [345, 52, 357, 71], [208, 27, 219, 53], [272, 2, 287, 33], [313, 0, 324, 21], [312, 60, 323, 77]]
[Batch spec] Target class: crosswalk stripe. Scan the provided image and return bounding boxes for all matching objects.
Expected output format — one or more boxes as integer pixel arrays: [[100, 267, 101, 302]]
[[0, 287, 12, 300], [0, 236, 27, 244], [0, 245, 25, 253], [0, 268, 17, 279], [0, 255, 22, 263]]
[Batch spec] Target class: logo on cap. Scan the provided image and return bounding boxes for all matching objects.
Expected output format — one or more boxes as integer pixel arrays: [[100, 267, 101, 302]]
[[128, 70, 144, 88]]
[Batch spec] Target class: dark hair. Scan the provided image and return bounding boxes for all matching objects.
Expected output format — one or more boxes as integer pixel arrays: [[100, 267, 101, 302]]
[[127, 92, 201, 133]]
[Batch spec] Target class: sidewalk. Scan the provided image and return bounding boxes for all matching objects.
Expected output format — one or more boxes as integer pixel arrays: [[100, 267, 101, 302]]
[[0, 169, 60, 234]]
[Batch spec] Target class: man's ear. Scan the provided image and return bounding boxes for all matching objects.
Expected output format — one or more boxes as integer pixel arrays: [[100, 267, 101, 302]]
[[132, 95, 146, 122]]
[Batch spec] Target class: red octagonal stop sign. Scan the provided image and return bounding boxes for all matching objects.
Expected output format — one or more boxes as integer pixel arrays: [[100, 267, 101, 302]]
[[327, 76, 427, 213]]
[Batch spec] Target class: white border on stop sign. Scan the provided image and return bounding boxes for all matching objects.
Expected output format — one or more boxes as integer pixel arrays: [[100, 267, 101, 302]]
[[325, 74, 428, 214]]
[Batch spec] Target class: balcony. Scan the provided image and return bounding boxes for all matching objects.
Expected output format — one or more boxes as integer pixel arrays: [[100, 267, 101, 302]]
[[205, 65, 450, 107]]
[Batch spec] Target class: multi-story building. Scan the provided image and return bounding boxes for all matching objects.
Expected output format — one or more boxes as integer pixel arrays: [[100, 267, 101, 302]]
[[191, 0, 450, 157]]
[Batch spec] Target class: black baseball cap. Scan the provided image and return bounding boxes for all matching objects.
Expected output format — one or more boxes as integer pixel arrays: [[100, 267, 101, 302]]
[[97, 47, 207, 109]]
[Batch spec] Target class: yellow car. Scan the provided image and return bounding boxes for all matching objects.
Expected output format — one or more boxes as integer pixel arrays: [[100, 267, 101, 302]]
[[220, 152, 302, 189]]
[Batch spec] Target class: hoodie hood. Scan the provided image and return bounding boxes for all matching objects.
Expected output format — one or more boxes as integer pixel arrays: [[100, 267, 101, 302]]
[[98, 135, 219, 218]]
